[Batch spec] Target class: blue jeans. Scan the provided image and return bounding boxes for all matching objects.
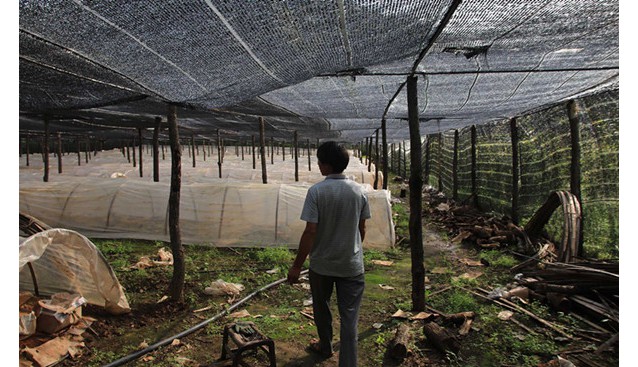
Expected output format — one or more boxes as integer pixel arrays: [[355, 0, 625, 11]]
[[309, 269, 365, 367]]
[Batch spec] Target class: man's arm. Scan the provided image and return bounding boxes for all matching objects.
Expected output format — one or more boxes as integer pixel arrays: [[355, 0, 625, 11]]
[[359, 219, 367, 242], [287, 222, 317, 284]]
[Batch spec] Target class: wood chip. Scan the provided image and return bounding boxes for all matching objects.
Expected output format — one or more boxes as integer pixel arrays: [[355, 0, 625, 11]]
[[371, 260, 394, 266], [229, 309, 250, 318]]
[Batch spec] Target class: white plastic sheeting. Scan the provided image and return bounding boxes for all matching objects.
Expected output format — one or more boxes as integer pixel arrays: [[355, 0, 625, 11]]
[[20, 178, 394, 249], [19, 228, 131, 315]]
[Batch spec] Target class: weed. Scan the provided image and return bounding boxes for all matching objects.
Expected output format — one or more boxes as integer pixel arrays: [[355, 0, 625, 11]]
[[479, 249, 518, 267]]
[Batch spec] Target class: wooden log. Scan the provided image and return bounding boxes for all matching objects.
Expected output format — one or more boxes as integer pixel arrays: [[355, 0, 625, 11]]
[[442, 311, 476, 324], [423, 322, 460, 354], [389, 323, 410, 360], [259, 117, 267, 184], [167, 104, 185, 302]]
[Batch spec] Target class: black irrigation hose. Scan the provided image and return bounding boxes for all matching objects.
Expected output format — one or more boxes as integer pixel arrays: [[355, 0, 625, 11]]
[[103, 269, 308, 367]]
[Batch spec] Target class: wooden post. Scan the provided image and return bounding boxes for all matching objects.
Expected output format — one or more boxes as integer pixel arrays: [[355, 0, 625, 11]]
[[453, 130, 459, 201], [282, 141, 286, 161], [374, 128, 379, 189], [407, 75, 425, 312], [138, 128, 144, 177], [402, 141, 407, 178], [437, 133, 442, 190], [307, 138, 311, 171], [241, 139, 245, 160], [85, 136, 90, 164], [131, 137, 136, 167], [471, 125, 478, 208], [126, 142, 130, 163], [153, 117, 161, 182], [567, 99, 584, 256], [57, 132, 62, 174], [271, 137, 275, 165], [397, 142, 402, 177], [424, 137, 431, 186], [25, 133, 30, 166], [367, 137, 372, 172], [76, 138, 81, 166], [162, 143, 165, 160], [167, 104, 185, 303], [251, 135, 256, 169], [259, 117, 268, 184], [294, 131, 299, 182], [191, 133, 196, 168], [359, 140, 363, 163], [43, 117, 49, 182], [510, 118, 519, 224], [382, 119, 388, 190], [217, 130, 222, 178], [390, 143, 395, 173]]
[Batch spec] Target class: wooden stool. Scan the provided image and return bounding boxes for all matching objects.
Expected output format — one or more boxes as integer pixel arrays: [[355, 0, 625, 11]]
[[220, 321, 276, 367]]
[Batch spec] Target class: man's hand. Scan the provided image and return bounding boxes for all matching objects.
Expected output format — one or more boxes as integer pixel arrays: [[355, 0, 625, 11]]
[[287, 266, 302, 284]]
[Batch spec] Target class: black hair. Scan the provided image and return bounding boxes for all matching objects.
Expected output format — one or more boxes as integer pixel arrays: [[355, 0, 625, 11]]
[[316, 141, 349, 173]]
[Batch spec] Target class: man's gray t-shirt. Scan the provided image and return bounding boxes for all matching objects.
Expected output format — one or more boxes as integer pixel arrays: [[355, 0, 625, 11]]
[[300, 174, 371, 277]]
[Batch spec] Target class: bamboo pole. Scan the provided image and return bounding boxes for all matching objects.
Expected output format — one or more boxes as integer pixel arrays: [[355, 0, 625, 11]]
[[307, 138, 311, 171], [191, 133, 196, 168], [259, 117, 268, 184], [271, 137, 275, 165], [131, 137, 136, 167], [367, 137, 372, 172], [407, 75, 425, 312]]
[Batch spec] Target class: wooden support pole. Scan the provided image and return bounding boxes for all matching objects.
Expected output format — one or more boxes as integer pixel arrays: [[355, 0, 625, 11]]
[[138, 128, 144, 177], [131, 137, 136, 167], [453, 130, 459, 201], [167, 104, 185, 302], [510, 118, 520, 224], [437, 133, 442, 190], [191, 133, 196, 168], [567, 99, 584, 256], [471, 125, 478, 208], [407, 75, 425, 312], [367, 137, 372, 173], [203, 140, 207, 161], [397, 142, 402, 177], [57, 132, 62, 174], [162, 143, 165, 160], [307, 138, 311, 171], [282, 141, 286, 161], [77, 138, 81, 166], [126, 142, 130, 163], [251, 135, 256, 169], [294, 131, 299, 182], [25, 133, 30, 166], [241, 139, 245, 160], [390, 143, 395, 173], [359, 140, 363, 163], [374, 128, 379, 189], [85, 137, 90, 163], [217, 130, 222, 178], [43, 117, 50, 182], [259, 117, 268, 184], [153, 117, 161, 182], [271, 137, 275, 165], [382, 119, 388, 190], [424, 137, 431, 186]]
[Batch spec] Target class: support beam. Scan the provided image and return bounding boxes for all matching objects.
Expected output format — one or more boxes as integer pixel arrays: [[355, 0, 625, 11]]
[[367, 137, 372, 172], [407, 75, 425, 312], [217, 130, 222, 178], [167, 104, 185, 303], [138, 128, 144, 177], [424, 137, 430, 186], [259, 117, 268, 184], [294, 131, 299, 182], [153, 117, 161, 182], [251, 135, 256, 169], [307, 138, 311, 171], [77, 138, 81, 166], [510, 119, 519, 224], [453, 130, 459, 201], [57, 132, 63, 174], [382, 119, 388, 190], [567, 99, 584, 256], [131, 137, 136, 167], [374, 128, 379, 189], [43, 117, 49, 182], [191, 133, 196, 168], [471, 125, 478, 208]]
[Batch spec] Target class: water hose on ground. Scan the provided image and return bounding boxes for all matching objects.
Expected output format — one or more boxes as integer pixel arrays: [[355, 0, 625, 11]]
[[103, 270, 308, 367]]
